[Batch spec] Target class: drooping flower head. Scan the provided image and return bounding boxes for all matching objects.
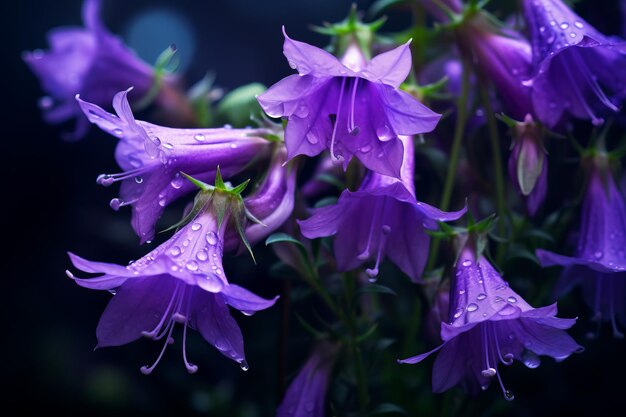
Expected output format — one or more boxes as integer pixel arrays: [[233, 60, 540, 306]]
[[77, 89, 272, 243], [537, 152, 626, 336], [399, 239, 581, 398], [66, 175, 278, 374], [298, 136, 466, 282], [523, 0, 626, 127], [276, 341, 338, 417], [23, 0, 158, 139], [257, 28, 441, 178], [507, 115, 548, 215], [224, 146, 298, 252]]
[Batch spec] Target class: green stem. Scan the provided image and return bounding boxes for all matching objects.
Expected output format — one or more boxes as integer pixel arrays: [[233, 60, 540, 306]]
[[426, 59, 471, 271], [479, 86, 507, 261]]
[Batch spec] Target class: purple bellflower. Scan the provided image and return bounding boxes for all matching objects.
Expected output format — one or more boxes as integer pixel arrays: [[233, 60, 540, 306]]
[[66, 179, 278, 374], [460, 24, 534, 121], [399, 241, 581, 398], [523, 0, 626, 127], [225, 146, 298, 252], [276, 341, 338, 417], [23, 0, 157, 139], [298, 136, 466, 282], [537, 155, 626, 336], [257, 28, 441, 178], [507, 115, 548, 215], [77, 89, 271, 243]]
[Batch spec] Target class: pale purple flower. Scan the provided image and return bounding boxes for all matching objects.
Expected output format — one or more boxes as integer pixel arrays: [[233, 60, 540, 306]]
[[399, 243, 581, 398], [23, 0, 156, 139], [225, 147, 297, 252], [257, 28, 441, 178], [77, 89, 271, 243], [66, 193, 278, 374], [276, 341, 338, 417], [537, 157, 626, 336], [298, 136, 466, 282], [523, 0, 626, 127], [507, 115, 548, 215]]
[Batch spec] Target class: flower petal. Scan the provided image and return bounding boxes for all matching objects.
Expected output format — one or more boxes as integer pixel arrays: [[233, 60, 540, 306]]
[[362, 41, 412, 88], [282, 27, 351, 77], [222, 284, 279, 314]]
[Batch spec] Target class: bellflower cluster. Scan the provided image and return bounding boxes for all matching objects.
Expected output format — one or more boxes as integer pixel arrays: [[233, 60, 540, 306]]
[[24, 0, 626, 413]]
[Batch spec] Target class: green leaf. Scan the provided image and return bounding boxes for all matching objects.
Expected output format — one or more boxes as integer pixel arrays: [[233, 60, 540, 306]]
[[357, 284, 397, 296], [369, 403, 408, 416], [265, 233, 306, 249], [217, 83, 266, 127]]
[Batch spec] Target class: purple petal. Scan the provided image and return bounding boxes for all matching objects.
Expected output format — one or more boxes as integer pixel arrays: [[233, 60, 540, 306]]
[[282, 27, 351, 77], [193, 291, 245, 362], [512, 317, 582, 359], [69, 252, 135, 276], [362, 41, 412, 88], [431, 336, 466, 393], [377, 84, 441, 135], [221, 284, 279, 313], [397, 342, 446, 364], [96, 276, 176, 347]]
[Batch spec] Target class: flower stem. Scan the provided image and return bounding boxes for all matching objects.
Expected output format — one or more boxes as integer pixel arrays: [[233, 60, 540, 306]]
[[426, 58, 471, 271], [479, 85, 507, 261]]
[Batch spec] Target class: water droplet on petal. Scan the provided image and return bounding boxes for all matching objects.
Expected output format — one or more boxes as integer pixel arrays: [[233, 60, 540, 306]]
[[206, 232, 217, 245], [462, 260, 473, 267], [171, 173, 183, 189], [170, 246, 182, 257], [477, 293, 487, 301], [194, 133, 205, 141], [522, 351, 541, 369], [305, 132, 318, 144], [570, 32, 576, 38], [239, 360, 249, 371], [481, 367, 497, 377], [560, 22, 569, 30], [453, 308, 464, 319], [191, 222, 202, 231], [196, 249, 208, 261], [459, 289, 466, 295], [113, 128, 124, 137], [295, 105, 309, 118], [467, 303, 478, 312], [376, 125, 393, 142], [574, 21, 584, 29], [507, 296, 517, 303], [288, 60, 297, 69], [134, 176, 143, 184], [593, 251, 604, 259], [159, 198, 167, 207], [359, 145, 372, 153], [186, 260, 199, 271], [163, 142, 174, 150]]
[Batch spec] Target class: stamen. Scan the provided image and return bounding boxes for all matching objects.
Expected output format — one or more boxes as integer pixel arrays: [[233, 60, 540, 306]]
[[365, 225, 391, 282], [496, 369, 515, 401], [348, 78, 360, 135], [142, 284, 182, 340], [330, 78, 347, 164], [570, 52, 619, 113], [181, 291, 198, 373], [357, 201, 386, 261], [109, 198, 139, 211], [140, 321, 176, 375], [96, 167, 148, 187], [481, 324, 496, 377], [492, 324, 514, 365]]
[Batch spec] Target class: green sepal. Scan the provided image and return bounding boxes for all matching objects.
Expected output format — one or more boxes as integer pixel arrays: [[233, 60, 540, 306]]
[[180, 171, 214, 191], [135, 44, 178, 110], [159, 189, 214, 234]]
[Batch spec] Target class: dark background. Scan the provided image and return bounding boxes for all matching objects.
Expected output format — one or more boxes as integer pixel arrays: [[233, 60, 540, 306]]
[[3, 0, 626, 416]]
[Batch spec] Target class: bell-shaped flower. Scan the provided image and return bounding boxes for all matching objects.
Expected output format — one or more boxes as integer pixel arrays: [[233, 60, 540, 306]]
[[77, 89, 271, 243], [23, 0, 158, 139], [523, 0, 626, 127], [257, 28, 441, 178], [276, 341, 338, 417], [66, 176, 278, 374], [507, 115, 548, 215], [399, 241, 581, 399], [298, 136, 466, 282], [537, 154, 626, 336]]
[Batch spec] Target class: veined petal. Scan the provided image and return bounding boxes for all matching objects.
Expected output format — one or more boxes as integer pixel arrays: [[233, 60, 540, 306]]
[[69, 252, 136, 277], [282, 27, 352, 77], [397, 342, 446, 364], [222, 284, 279, 313], [361, 41, 412, 88], [377, 84, 441, 135]]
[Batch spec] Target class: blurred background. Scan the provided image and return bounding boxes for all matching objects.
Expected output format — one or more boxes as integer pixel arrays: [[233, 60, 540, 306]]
[[3, 0, 626, 415]]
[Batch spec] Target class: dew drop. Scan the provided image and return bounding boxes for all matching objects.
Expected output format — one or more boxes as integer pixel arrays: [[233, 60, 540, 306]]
[[593, 251, 604, 259], [467, 303, 478, 312], [459, 289, 466, 295], [196, 249, 208, 261], [170, 246, 182, 257], [113, 128, 124, 137], [560, 22, 569, 30], [539, 26, 546, 33], [477, 293, 487, 301], [134, 176, 143, 184], [171, 173, 183, 189], [574, 21, 584, 29], [186, 260, 199, 271], [163, 142, 174, 150], [453, 308, 464, 319], [507, 296, 517, 303], [570, 32, 576, 38], [288, 60, 297, 69], [305, 132, 318, 144], [481, 367, 496, 377], [376, 125, 393, 142], [295, 105, 309, 118], [158, 198, 167, 207], [359, 145, 372, 153], [462, 260, 473, 267], [206, 232, 218, 245], [522, 351, 541, 369], [191, 222, 202, 231], [194, 133, 205, 141], [504, 390, 515, 401], [239, 360, 249, 371]]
